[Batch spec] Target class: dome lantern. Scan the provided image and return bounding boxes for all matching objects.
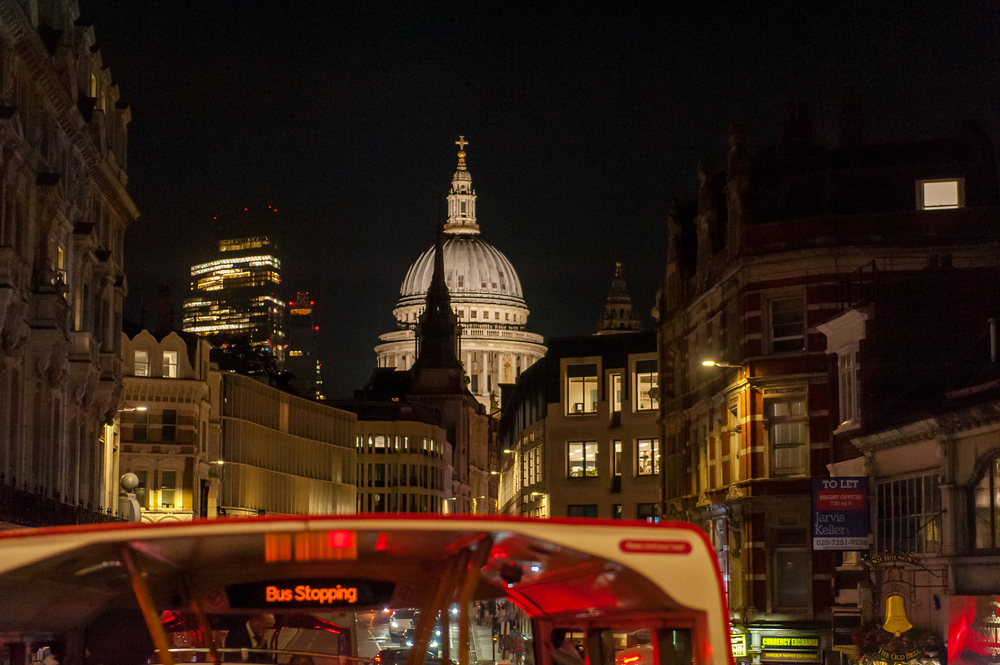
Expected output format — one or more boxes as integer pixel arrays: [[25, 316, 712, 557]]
[[444, 135, 479, 235]]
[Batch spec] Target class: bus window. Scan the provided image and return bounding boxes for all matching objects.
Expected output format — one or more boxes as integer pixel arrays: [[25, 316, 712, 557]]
[[658, 629, 694, 665]]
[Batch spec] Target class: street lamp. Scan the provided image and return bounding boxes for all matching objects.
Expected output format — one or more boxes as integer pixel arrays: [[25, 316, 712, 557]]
[[701, 360, 739, 368]]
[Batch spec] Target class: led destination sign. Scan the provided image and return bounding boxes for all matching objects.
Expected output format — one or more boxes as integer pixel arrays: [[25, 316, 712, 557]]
[[227, 579, 395, 609]]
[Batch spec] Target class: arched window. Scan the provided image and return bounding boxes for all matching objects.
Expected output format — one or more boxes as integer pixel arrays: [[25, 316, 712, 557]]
[[973, 455, 1000, 550]]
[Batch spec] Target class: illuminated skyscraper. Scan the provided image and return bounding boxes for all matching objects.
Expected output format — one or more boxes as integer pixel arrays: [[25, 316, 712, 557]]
[[286, 291, 325, 400], [182, 236, 286, 360]]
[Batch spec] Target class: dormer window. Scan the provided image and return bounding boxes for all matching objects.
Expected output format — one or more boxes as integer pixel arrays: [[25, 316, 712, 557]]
[[918, 178, 963, 210]]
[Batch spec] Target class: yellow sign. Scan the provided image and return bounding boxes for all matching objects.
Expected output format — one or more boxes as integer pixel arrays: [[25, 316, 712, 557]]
[[761, 652, 822, 662], [762, 637, 821, 649], [731, 634, 747, 657]]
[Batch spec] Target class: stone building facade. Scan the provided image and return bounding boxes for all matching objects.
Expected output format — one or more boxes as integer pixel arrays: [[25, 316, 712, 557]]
[[497, 331, 660, 519], [656, 106, 1000, 665], [120, 329, 357, 520], [0, 0, 137, 526]]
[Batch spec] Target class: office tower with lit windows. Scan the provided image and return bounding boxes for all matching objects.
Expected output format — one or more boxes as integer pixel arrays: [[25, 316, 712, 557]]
[[182, 236, 286, 361], [286, 292, 325, 400]]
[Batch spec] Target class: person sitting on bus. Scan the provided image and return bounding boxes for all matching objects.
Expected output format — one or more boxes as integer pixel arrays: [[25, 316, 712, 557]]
[[549, 629, 584, 665], [226, 613, 276, 663]]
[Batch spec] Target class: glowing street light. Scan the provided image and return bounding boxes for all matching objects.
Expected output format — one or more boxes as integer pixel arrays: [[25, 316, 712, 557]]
[[701, 360, 739, 368]]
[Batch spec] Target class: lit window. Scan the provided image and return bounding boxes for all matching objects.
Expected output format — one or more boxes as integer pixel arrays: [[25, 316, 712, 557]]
[[768, 398, 808, 476], [567, 364, 598, 414], [637, 438, 660, 476], [974, 461, 1000, 550], [160, 471, 177, 509], [770, 297, 805, 353], [134, 350, 149, 377], [635, 360, 658, 411], [919, 178, 963, 210], [881, 474, 941, 553], [611, 374, 622, 413], [162, 351, 178, 378], [839, 350, 860, 426], [568, 441, 598, 477], [289, 350, 303, 357]]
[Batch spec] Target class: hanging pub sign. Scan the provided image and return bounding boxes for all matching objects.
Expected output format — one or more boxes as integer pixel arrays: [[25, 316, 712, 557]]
[[812, 477, 869, 550]]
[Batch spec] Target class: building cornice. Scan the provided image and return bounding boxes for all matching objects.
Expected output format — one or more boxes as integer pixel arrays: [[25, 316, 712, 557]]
[[851, 398, 1000, 453]]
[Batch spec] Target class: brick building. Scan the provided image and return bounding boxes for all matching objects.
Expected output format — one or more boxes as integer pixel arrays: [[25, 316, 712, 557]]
[[656, 103, 1000, 664]]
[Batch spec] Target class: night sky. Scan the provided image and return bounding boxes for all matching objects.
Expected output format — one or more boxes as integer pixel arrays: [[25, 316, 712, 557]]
[[77, 1, 1000, 398]]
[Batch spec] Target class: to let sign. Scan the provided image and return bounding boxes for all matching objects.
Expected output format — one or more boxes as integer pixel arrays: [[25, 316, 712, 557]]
[[812, 477, 869, 550]]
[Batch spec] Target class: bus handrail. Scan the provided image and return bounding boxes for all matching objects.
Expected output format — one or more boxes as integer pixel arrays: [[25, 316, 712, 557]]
[[163, 647, 374, 664]]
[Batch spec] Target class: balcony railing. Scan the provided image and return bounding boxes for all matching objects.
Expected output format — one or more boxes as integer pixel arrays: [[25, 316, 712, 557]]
[[0, 474, 126, 528]]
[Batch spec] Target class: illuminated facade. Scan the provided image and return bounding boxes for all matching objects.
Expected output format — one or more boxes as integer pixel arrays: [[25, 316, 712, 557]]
[[496, 332, 660, 520], [286, 291, 325, 400], [375, 139, 546, 409], [119, 330, 221, 522], [0, 1, 137, 527], [182, 236, 286, 361], [120, 328, 357, 519]]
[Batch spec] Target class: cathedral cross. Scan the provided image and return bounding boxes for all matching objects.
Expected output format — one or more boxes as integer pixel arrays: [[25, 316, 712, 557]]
[[456, 136, 468, 151]]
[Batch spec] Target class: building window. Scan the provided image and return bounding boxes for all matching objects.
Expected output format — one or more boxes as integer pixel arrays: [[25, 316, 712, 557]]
[[637, 438, 660, 476], [613, 440, 622, 477], [878, 474, 941, 553], [568, 504, 598, 518], [133, 410, 148, 442], [612, 504, 622, 519], [918, 178, 963, 210], [768, 397, 808, 476], [161, 409, 177, 443], [665, 434, 684, 499], [162, 350, 178, 378], [567, 364, 598, 414], [974, 458, 1000, 550], [770, 297, 805, 353], [471, 310, 477, 319], [611, 373, 622, 413], [635, 360, 659, 410], [160, 470, 177, 509], [773, 549, 811, 611], [839, 350, 860, 426], [637, 503, 657, 521], [568, 441, 598, 477], [134, 350, 149, 377]]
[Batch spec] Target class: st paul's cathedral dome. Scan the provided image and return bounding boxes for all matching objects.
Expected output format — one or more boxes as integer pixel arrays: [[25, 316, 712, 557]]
[[375, 138, 546, 407]]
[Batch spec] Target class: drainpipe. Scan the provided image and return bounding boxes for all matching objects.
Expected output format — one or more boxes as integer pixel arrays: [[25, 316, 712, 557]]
[[989, 318, 996, 363]]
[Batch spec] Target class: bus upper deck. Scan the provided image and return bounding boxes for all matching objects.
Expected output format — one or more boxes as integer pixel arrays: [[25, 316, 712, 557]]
[[0, 515, 730, 665]]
